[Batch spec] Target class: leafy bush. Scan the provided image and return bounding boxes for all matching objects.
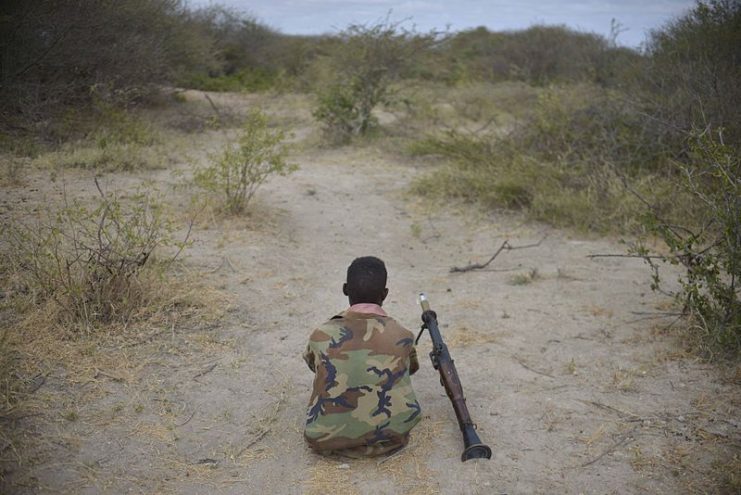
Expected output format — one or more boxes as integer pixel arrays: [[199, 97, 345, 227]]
[[641, 0, 741, 149], [1, 183, 189, 329], [631, 130, 740, 359], [313, 82, 376, 141], [0, 0, 213, 116], [186, 6, 280, 81], [194, 110, 294, 213], [312, 19, 441, 143]]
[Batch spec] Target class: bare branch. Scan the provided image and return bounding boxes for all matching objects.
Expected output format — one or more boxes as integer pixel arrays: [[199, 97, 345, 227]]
[[587, 253, 667, 260], [450, 236, 547, 273]]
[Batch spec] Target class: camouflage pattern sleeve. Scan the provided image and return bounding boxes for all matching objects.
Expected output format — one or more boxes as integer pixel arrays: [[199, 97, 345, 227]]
[[303, 342, 316, 372], [304, 312, 422, 455], [409, 346, 419, 375]]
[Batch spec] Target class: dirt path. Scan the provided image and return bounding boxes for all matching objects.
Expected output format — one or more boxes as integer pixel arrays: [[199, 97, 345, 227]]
[[3, 93, 739, 494]]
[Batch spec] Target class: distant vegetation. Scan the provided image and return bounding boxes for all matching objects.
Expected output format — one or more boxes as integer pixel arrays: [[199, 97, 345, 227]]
[[0, 0, 738, 356]]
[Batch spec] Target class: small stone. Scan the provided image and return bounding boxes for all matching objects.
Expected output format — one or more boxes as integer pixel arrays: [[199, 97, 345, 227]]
[[338, 463, 350, 469]]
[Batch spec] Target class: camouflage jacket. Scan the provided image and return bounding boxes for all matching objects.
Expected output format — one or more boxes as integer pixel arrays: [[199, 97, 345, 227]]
[[303, 308, 421, 453]]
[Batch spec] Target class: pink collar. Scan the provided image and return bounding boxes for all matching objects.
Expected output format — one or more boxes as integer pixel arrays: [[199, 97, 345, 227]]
[[348, 303, 387, 317]]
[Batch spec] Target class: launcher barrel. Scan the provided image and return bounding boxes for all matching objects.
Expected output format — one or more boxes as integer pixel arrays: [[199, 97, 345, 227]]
[[418, 293, 492, 462]]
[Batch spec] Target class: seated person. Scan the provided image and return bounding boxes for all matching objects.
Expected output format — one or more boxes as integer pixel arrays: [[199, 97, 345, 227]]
[[303, 256, 421, 457]]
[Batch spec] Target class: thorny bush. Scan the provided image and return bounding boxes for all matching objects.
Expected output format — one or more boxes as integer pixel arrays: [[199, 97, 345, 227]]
[[631, 130, 740, 360], [1, 181, 190, 330]]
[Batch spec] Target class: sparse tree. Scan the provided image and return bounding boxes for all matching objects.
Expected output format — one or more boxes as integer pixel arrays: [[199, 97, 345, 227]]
[[312, 18, 442, 142]]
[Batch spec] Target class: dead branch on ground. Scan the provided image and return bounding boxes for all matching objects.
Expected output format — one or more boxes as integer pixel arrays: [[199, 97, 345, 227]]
[[450, 236, 547, 273], [579, 427, 639, 468], [512, 355, 555, 378], [586, 253, 666, 260], [203, 92, 222, 122]]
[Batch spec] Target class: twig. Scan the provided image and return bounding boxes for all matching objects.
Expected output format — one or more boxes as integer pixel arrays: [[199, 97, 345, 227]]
[[630, 311, 681, 316], [376, 446, 407, 465], [587, 254, 666, 260], [13, 26, 72, 78], [0, 411, 44, 422], [94, 369, 125, 382], [235, 429, 270, 458], [450, 236, 547, 273], [27, 374, 46, 394], [580, 428, 638, 467], [170, 218, 194, 262], [211, 256, 237, 273], [512, 355, 554, 378], [203, 93, 222, 121], [625, 311, 683, 325], [469, 116, 497, 136], [193, 362, 218, 380], [578, 400, 637, 418], [175, 410, 197, 427]]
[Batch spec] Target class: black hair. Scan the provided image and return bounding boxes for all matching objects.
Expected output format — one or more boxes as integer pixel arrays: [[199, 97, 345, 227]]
[[346, 256, 387, 304]]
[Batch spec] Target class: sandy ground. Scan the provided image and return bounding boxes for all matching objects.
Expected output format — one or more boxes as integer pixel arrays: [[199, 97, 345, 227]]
[[1, 91, 739, 494]]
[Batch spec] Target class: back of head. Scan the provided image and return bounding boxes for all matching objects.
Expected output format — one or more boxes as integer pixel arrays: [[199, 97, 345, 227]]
[[346, 256, 387, 304]]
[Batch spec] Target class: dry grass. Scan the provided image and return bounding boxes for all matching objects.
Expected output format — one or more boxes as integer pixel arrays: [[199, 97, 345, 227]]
[[0, 267, 229, 487], [575, 388, 741, 493], [508, 268, 540, 286], [446, 326, 499, 348], [586, 305, 614, 318], [0, 155, 28, 186], [32, 142, 166, 172], [580, 423, 608, 447], [391, 81, 537, 139], [304, 458, 360, 495], [375, 418, 444, 494], [112, 380, 286, 493], [612, 367, 642, 392], [302, 418, 444, 495]]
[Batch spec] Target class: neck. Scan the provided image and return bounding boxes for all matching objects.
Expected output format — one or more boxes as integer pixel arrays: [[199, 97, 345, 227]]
[[348, 302, 387, 316]]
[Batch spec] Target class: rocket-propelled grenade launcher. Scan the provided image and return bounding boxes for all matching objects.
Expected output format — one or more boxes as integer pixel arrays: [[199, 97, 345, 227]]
[[416, 293, 492, 462]]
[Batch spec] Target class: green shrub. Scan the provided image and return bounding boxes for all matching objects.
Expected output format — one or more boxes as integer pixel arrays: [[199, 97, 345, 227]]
[[182, 67, 281, 93], [631, 130, 740, 359], [313, 82, 379, 142], [1, 183, 188, 329], [193, 110, 294, 213], [312, 19, 440, 143], [1, 0, 215, 116]]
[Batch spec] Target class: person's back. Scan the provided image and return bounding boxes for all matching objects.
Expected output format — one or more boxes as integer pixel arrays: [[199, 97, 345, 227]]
[[303, 257, 421, 457]]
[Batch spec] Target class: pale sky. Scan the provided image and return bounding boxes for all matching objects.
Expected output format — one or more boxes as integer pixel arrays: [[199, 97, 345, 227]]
[[187, 0, 696, 47]]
